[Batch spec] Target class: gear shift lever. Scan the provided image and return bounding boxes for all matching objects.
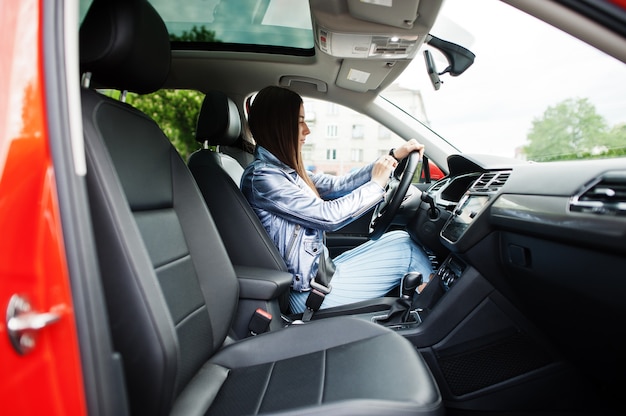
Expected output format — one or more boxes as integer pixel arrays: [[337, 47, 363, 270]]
[[401, 272, 423, 299], [379, 272, 423, 325]]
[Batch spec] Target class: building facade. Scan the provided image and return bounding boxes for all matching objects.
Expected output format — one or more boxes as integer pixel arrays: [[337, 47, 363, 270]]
[[301, 83, 428, 175]]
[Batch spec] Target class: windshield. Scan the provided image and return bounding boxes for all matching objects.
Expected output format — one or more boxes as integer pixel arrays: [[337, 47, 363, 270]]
[[384, 0, 626, 162]]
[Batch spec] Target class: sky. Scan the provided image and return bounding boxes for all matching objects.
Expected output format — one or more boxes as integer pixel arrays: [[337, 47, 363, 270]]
[[396, 0, 626, 158]]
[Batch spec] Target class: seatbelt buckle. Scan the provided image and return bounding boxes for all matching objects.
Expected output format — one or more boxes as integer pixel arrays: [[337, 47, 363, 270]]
[[306, 280, 331, 310], [305, 288, 326, 312], [248, 308, 272, 336], [303, 280, 332, 321]]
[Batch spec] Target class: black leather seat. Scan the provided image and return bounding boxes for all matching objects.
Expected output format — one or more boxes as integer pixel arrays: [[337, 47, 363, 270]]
[[189, 91, 292, 313], [80, 0, 443, 415], [193, 91, 251, 186], [188, 92, 289, 274]]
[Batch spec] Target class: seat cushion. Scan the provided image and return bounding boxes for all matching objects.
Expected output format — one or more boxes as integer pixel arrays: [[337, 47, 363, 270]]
[[172, 317, 443, 416]]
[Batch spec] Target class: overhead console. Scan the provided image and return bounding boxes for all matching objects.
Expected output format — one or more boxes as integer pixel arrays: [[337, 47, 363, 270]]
[[312, 0, 430, 60], [308, 0, 443, 91], [316, 30, 420, 60]]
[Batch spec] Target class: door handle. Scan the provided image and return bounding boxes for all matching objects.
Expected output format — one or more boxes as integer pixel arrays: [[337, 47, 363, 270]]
[[6, 294, 61, 355]]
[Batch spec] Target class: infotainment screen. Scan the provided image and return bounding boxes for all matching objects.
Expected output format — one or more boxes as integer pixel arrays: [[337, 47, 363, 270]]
[[441, 195, 490, 243]]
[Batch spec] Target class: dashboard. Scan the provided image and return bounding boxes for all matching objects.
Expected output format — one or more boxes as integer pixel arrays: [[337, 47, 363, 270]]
[[407, 153, 626, 397], [413, 153, 626, 257], [408, 153, 626, 390]]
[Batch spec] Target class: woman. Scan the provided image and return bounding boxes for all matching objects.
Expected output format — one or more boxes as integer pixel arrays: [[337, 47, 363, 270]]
[[241, 85, 433, 315]]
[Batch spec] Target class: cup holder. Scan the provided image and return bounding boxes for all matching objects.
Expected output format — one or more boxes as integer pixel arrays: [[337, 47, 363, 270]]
[[371, 310, 422, 330]]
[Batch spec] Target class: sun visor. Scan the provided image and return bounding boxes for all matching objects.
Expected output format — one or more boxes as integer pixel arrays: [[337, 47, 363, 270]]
[[346, 0, 420, 29], [335, 60, 394, 92]]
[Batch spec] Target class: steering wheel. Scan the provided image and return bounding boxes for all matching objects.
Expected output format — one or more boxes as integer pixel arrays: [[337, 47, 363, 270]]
[[369, 151, 422, 240]]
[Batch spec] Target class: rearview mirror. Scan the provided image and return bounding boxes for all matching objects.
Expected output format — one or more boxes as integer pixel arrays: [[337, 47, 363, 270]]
[[424, 50, 442, 90], [423, 34, 475, 90]]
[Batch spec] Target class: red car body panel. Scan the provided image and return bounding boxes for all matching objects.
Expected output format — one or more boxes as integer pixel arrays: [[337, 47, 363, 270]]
[[426, 159, 445, 181], [0, 0, 86, 414]]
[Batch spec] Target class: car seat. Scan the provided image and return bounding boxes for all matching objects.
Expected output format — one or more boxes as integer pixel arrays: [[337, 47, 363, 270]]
[[193, 90, 251, 186], [79, 0, 443, 415]]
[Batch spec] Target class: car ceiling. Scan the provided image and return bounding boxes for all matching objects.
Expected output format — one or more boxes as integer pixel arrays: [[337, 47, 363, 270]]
[[163, 0, 626, 116], [165, 0, 444, 111]]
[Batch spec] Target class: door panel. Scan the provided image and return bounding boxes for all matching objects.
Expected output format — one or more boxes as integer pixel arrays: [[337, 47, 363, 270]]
[[0, 0, 87, 414]]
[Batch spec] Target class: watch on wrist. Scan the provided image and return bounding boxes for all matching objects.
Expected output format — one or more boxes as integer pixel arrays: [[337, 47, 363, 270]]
[[389, 148, 399, 161]]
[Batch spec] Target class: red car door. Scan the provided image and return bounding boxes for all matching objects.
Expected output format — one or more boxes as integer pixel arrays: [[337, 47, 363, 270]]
[[0, 0, 87, 414]]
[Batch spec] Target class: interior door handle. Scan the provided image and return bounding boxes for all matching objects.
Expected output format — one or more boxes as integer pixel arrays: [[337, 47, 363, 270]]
[[6, 294, 61, 355]]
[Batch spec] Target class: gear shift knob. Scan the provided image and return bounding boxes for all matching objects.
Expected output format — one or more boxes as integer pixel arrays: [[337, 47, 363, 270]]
[[401, 272, 423, 299]]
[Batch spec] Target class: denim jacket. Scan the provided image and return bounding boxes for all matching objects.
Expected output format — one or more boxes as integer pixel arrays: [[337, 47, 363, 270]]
[[241, 146, 385, 291]]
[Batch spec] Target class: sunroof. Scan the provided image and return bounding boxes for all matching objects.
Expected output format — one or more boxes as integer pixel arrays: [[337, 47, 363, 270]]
[[148, 0, 315, 53]]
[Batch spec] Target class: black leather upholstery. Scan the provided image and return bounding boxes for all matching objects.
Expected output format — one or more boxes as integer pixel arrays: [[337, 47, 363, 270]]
[[193, 91, 255, 184], [196, 90, 242, 148], [80, 1, 443, 415], [79, 0, 170, 94], [189, 94, 289, 273]]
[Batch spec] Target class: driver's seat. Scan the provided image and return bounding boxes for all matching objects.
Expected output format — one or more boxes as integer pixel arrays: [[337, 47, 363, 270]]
[[188, 91, 292, 313], [188, 89, 398, 317], [189, 91, 288, 273]]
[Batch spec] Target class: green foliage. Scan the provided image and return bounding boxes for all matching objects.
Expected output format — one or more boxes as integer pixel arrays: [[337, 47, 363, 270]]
[[523, 97, 626, 161], [126, 90, 205, 160], [112, 27, 218, 160], [169, 25, 219, 42]]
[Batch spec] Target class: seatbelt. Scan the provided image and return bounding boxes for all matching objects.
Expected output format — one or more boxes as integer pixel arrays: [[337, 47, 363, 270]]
[[302, 249, 335, 321]]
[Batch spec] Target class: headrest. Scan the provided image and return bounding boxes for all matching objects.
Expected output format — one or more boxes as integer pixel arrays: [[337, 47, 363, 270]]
[[195, 91, 242, 146], [79, 0, 171, 94]]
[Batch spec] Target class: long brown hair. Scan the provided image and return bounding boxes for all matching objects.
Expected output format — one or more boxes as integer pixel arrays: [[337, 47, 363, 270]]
[[248, 86, 319, 196]]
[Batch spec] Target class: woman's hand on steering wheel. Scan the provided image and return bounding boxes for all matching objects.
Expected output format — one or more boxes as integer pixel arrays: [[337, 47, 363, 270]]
[[369, 139, 424, 240], [392, 139, 424, 161]]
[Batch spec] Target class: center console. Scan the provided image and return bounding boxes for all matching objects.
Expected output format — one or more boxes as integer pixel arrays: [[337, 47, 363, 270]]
[[441, 194, 490, 243], [364, 174, 511, 335], [368, 254, 468, 333]]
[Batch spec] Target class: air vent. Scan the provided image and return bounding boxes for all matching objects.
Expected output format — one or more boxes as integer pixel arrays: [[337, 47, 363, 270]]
[[470, 171, 511, 193], [570, 171, 626, 216], [428, 178, 449, 193]]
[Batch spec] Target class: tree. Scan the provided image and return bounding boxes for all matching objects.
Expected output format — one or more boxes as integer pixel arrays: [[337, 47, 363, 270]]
[[169, 25, 219, 42], [523, 98, 609, 162], [126, 90, 205, 160], [604, 123, 626, 157]]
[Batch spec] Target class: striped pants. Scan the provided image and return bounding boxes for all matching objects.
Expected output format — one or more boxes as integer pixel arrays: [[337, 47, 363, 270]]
[[289, 230, 433, 314]]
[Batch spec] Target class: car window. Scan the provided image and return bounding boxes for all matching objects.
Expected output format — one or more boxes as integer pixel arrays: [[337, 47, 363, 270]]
[[300, 97, 403, 174], [299, 97, 444, 182], [98, 89, 205, 160], [382, 0, 626, 162]]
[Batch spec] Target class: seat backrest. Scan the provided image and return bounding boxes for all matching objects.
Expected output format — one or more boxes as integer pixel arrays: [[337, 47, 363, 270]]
[[193, 90, 252, 185], [188, 93, 289, 275], [80, 1, 238, 414]]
